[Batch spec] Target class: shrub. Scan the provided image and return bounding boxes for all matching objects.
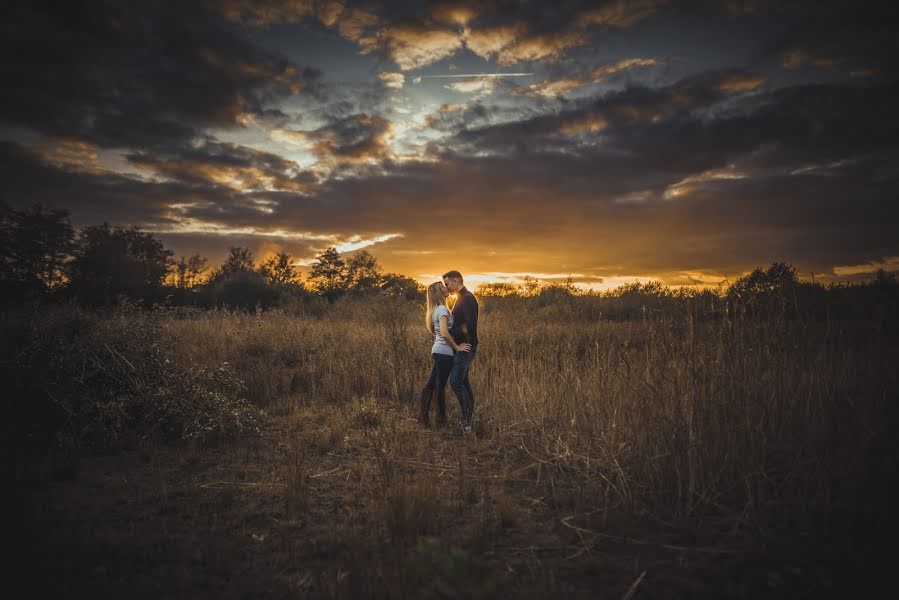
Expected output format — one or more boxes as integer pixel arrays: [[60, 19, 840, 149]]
[[206, 270, 281, 310], [12, 305, 261, 447]]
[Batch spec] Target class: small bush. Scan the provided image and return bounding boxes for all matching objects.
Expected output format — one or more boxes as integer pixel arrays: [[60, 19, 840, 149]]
[[206, 270, 280, 310], [14, 305, 261, 447]]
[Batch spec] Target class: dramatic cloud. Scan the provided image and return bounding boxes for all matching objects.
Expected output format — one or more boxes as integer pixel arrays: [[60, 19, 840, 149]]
[[576, 0, 668, 28], [1, 1, 306, 150], [443, 68, 775, 158], [753, 3, 899, 77], [269, 128, 313, 147], [322, 4, 382, 44], [463, 23, 528, 60], [3, 1, 898, 285], [463, 22, 592, 66], [715, 73, 766, 92], [291, 114, 397, 169], [445, 77, 500, 96], [360, 22, 463, 70], [430, 0, 487, 27], [32, 138, 103, 174], [379, 71, 406, 89], [780, 49, 846, 71], [517, 58, 661, 98], [127, 142, 318, 193], [216, 0, 314, 27], [495, 30, 589, 65]]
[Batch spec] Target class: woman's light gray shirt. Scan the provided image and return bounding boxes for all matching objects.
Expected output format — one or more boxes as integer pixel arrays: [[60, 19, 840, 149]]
[[431, 305, 454, 356]]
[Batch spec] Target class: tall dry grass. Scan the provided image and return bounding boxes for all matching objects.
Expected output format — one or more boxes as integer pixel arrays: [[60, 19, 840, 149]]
[[5, 288, 897, 595], [153, 294, 897, 549], [6, 286, 895, 571]]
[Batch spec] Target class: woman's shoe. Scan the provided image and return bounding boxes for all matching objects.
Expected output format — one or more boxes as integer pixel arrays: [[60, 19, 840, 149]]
[[435, 389, 447, 426], [417, 387, 432, 427]]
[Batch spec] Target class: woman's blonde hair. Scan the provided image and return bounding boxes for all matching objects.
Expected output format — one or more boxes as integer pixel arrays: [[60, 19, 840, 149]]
[[425, 281, 447, 335]]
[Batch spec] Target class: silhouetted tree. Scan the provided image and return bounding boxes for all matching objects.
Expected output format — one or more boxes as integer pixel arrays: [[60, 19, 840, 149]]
[[727, 262, 799, 302], [476, 282, 519, 297], [186, 254, 208, 287], [169, 254, 209, 304], [309, 247, 346, 298], [207, 269, 279, 309], [872, 268, 897, 290], [67, 223, 173, 305], [210, 246, 255, 281], [380, 272, 425, 301], [0, 201, 11, 262], [203, 247, 284, 308], [0, 203, 74, 297], [344, 249, 382, 291], [174, 256, 189, 288], [520, 275, 540, 297], [259, 252, 300, 285], [536, 275, 579, 303]]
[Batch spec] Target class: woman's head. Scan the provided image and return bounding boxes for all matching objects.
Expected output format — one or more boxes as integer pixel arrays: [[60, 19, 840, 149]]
[[425, 281, 449, 334], [427, 281, 449, 306]]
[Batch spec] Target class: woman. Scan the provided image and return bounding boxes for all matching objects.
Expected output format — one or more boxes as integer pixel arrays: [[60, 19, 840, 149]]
[[419, 281, 471, 427]]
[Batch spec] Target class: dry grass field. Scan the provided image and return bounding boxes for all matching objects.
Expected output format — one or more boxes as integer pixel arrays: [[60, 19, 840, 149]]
[[4, 289, 898, 598]]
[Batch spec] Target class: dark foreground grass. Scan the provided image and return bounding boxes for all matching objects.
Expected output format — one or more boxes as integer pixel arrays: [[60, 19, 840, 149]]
[[3, 291, 898, 598]]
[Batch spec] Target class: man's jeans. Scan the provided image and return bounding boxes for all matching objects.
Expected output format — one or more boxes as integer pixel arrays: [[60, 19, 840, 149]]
[[450, 345, 477, 426]]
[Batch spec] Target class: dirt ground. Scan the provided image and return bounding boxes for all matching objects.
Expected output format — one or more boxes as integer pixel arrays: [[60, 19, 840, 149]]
[[7, 396, 855, 599]]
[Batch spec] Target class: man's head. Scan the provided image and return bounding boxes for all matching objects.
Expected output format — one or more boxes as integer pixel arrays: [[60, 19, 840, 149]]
[[442, 270, 464, 293]]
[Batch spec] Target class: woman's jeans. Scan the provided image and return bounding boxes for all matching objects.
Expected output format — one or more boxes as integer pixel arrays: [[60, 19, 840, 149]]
[[421, 352, 453, 424], [426, 352, 454, 392]]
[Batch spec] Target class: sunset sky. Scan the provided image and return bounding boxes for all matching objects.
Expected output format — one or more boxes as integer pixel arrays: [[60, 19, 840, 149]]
[[3, 0, 898, 289]]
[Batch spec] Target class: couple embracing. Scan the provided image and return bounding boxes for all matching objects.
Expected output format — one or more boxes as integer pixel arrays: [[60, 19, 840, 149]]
[[418, 270, 479, 434]]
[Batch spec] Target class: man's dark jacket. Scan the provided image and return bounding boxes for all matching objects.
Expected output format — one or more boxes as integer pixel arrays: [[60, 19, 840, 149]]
[[450, 287, 479, 347]]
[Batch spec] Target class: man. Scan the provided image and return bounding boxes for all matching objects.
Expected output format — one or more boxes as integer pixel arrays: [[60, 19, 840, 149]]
[[443, 270, 479, 433]]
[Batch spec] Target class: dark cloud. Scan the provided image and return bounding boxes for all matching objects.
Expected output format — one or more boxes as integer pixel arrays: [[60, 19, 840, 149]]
[[515, 58, 663, 98], [214, 0, 670, 70], [1, 0, 307, 149], [736, 0, 899, 76], [430, 0, 493, 26], [126, 142, 318, 193], [442, 70, 899, 179], [269, 112, 397, 177], [312, 114, 394, 163], [575, 0, 669, 28], [0, 140, 313, 231], [422, 102, 493, 132], [5, 56, 899, 282], [440, 68, 770, 160], [214, 0, 314, 27], [1, 141, 184, 226], [3, 1, 898, 284], [252, 74, 899, 277]]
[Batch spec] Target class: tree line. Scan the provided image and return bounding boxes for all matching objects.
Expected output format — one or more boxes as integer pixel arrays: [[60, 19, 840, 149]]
[[0, 203, 421, 309], [3, 202, 896, 316]]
